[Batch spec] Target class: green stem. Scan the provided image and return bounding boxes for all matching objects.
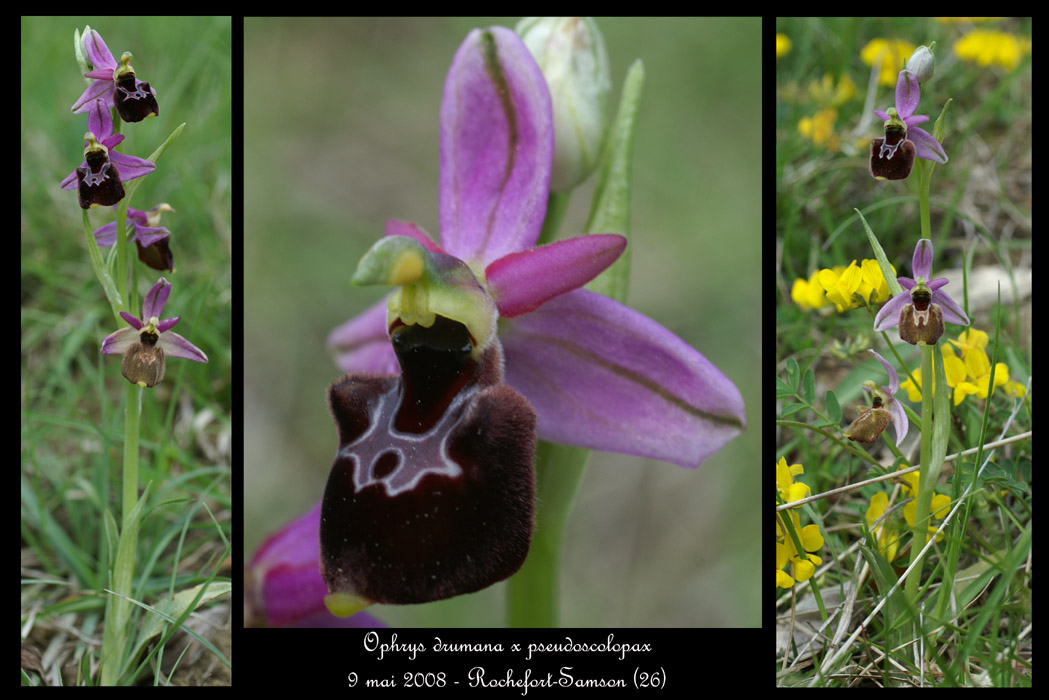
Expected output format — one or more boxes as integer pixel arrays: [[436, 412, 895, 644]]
[[101, 193, 143, 684], [918, 165, 932, 241], [122, 384, 142, 524], [537, 191, 571, 246], [905, 343, 935, 602], [506, 442, 590, 626]]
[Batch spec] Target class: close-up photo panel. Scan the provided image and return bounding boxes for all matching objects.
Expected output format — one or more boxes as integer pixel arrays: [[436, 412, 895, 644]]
[[245, 16, 760, 634], [776, 18, 1030, 686]]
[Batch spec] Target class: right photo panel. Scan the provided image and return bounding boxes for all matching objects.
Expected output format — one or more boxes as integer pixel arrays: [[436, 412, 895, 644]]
[[775, 17, 1031, 687]]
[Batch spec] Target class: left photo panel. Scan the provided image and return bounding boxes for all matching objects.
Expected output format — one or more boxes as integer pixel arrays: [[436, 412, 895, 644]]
[[21, 16, 232, 685]]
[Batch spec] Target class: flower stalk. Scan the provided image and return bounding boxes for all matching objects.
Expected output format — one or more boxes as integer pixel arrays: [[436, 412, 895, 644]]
[[904, 342, 935, 602]]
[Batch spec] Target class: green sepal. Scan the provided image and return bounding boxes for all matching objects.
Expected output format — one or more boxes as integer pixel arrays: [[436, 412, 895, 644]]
[[584, 59, 644, 303]]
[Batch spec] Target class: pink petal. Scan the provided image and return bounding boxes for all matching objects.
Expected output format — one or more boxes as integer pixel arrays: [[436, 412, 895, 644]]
[[499, 289, 745, 468], [485, 234, 626, 317], [439, 27, 553, 267]]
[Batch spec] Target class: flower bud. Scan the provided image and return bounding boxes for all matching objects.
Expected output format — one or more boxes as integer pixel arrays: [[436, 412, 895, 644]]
[[516, 17, 611, 191], [905, 43, 935, 84]]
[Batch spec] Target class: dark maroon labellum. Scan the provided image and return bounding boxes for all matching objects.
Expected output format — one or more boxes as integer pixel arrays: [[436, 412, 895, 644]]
[[135, 235, 174, 272], [910, 287, 932, 311], [77, 149, 124, 209], [320, 316, 536, 605], [869, 135, 916, 180], [114, 73, 160, 122]]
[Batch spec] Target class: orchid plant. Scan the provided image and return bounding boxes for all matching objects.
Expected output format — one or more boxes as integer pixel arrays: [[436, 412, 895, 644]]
[[249, 21, 745, 627], [777, 21, 1031, 685], [42, 24, 220, 684]]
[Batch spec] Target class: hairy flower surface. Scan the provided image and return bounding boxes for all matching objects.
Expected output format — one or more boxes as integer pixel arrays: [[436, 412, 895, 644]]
[[843, 350, 907, 446]]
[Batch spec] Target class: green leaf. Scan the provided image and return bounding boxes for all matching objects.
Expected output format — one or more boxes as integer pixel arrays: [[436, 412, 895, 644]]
[[123, 123, 186, 205], [855, 209, 904, 297], [104, 509, 119, 571], [802, 368, 816, 405], [780, 402, 809, 418], [786, 357, 800, 391], [825, 389, 842, 424], [101, 482, 152, 685], [128, 582, 231, 666], [83, 209, 125, 321]]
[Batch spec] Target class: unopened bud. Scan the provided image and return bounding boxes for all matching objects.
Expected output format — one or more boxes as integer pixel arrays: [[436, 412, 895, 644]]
[[905, 43, 936, 84], [516, 17, 611, 191]]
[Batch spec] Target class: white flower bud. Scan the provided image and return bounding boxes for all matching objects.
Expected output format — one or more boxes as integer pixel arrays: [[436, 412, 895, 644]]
[[905, 43, 935, 84], [516, 17, 611, 191]]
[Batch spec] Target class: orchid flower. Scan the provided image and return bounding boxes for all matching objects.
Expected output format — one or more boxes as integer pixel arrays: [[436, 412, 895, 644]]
[[843, 349, 907, 446], [93, 203, 175, 271], [252, 26, 744, 624], [71, 29, 159, 123], [60, 99, 155, 208], [869, 70, 948, 180], [101, 278, 208, 387], [874, 238, 969, 345]]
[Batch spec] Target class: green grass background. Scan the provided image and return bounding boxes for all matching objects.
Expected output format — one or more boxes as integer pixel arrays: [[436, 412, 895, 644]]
[[245, 17, 761, 627]]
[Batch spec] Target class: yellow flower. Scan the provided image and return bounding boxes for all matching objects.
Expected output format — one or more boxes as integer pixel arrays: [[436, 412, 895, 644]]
[[775, 456, 823, 589], [900, 329, 1026, 406], [954, 30, 1031, 71], [777, 33, 792, 60], [791, 271, 830, 311], [861, 38, 917, 86], [776, 456, 810, 504], [776, 510, 824, 587], [865, 491, 900, 562], [947, 328, 1027, 405], [818, 262, 864, 312], [898, 465, 951, 544], [798, 108, 839, 149], [859, 259, 894, 304], [807, 72, 857, 108]]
